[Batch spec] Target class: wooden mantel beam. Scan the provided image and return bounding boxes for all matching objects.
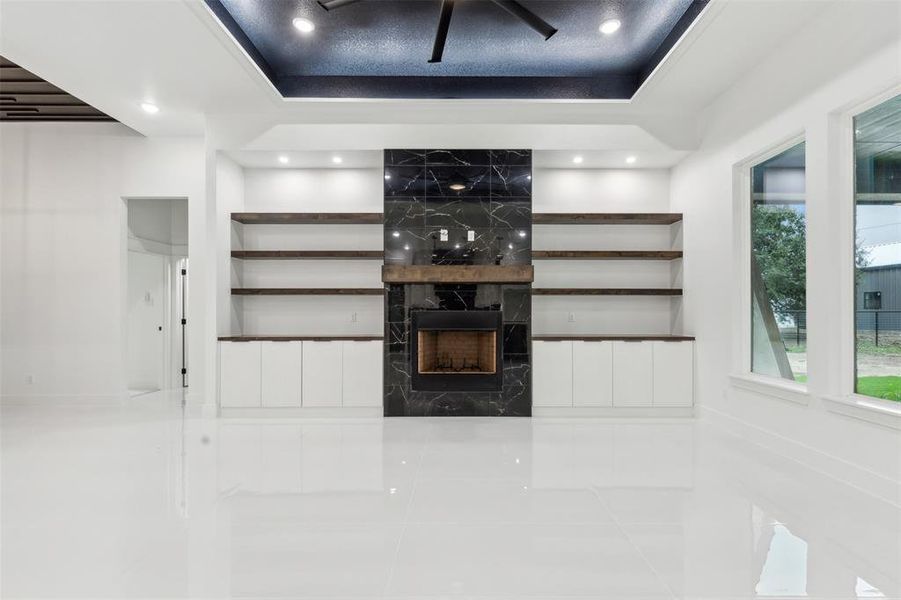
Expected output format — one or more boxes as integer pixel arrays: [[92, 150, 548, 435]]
[[382, 265, 534, 284]]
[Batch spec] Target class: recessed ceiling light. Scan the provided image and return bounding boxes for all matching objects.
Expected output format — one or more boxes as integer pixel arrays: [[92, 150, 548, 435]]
[[332, 155, 343, 164], [599, 19, 621, 35], [293, 17, 315, 33], [454, 243, 461, 249], [572, 155, 584, 164], [392, 231, 400, 238], [140, 102, 159, 114], [384, 174, 391, 180], [403, 244, 411, 251], [508, 243, 514, 250], [278, 155, 289, 164], [625, 155, 637, 164], [518, 230, 527, 238], [526, 175, 532, 180], [449, 183, 466, 191]]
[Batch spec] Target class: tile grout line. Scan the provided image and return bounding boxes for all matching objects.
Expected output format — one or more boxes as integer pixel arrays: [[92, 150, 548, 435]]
[[588, 486, 680, 600], [380, 424, 432, 598]]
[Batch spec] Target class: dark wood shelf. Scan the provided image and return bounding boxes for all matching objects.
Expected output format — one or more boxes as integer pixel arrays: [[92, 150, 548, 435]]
[[533, 250, 682, 260], [382, 264, 534, 284], [232, 250, 384, 260], [533, 213, 683, 225], [532, 288, 682, 296], [533, 334, 694, 342], [232, 288, 384, 296], [231, 213, 383, 225], [219, 335, 383, 342]]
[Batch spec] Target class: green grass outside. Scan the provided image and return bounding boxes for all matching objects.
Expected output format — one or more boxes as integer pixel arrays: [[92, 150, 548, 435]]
[[793, 375, 901, 402], [856, 376, 901, 402]]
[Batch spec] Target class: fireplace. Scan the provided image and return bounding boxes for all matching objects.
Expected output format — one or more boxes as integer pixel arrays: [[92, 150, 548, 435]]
[[411, 311, 503, 392], [384, 149, 532, 416]]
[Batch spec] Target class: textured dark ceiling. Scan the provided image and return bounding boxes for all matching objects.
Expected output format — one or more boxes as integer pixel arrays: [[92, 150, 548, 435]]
[[206, 0, 707, 99], [0, 56, 115, 122]]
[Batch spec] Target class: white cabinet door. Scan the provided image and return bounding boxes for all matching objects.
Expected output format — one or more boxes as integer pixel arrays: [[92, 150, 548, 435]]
[[342, 341, 383, 407], [261, 342, 303, 407], [532, 341, 573, 407], [573, 341, 613, 407], [302, 341, 342, 407], [652, 342, 694, 407], [612, 341, 653, 407], [219, 342, 261, 408]]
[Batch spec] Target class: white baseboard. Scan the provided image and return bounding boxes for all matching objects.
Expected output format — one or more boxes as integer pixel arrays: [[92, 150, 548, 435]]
[[532, 406, 694, 418], [220, 406, 383, 418], [0, 394, 123, 404], [699, 404, 900, 507]]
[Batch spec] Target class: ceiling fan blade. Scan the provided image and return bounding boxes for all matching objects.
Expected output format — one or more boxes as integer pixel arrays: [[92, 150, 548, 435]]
[[428, 0, 456, 63], [490, 0, 557, 40], [317, 0, 363, 11]]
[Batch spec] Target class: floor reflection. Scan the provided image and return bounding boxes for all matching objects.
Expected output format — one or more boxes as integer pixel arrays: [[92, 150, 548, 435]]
[[1, 391, 898, 598]]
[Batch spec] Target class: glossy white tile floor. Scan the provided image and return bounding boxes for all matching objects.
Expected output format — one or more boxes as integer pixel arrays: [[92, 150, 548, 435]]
[[2, 391, 899, 599]]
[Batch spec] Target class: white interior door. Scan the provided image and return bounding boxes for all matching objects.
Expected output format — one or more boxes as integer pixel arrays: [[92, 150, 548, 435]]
[[127, 251, 167, 391]]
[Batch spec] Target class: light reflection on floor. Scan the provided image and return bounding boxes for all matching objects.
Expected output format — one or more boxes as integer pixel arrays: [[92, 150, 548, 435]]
[[1, 390, 898, 599]]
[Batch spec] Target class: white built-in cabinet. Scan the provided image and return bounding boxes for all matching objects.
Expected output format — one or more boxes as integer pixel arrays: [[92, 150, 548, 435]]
[[532, 340, 693, 409], [302, 341, 343, 407], [651, 341, 694, 406], [261, 342, 303, 407], [573, 341, 614, 407], [219, 340, 382, 411], [532, 342, 573, 406], [219, 341, 262, 408], [612, 341, 654, 407], [342, 340, 384, 407]]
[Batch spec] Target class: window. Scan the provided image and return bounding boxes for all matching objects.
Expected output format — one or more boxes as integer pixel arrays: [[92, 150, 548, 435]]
[[750, 142, 807, 382], [854, 95, 901, 402]]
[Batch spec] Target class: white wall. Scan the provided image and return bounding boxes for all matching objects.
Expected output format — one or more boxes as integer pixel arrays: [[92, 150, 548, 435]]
[[128, 197, 188, 251], [532, 168, 678, 335], [243, 168, 381, 213], [670, 3, 901, 499], [226, 167, 384, 337], [227, 165, 674, 338], [0, 123, 208, 399], [216, 154, 245, 336], [532, 168, 670, 214]]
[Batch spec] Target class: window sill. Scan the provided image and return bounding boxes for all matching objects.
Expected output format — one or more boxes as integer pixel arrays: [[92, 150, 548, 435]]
[[729, 373, 810, 406], [821, 395, 901, 431]]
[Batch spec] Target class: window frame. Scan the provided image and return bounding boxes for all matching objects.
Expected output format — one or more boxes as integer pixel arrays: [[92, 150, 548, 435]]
[[732, 133, 808, 396], [842, 86, 901, 410]]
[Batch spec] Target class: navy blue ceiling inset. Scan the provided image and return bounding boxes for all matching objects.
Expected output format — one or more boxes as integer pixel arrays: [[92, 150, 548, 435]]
[[205, 0, 708, 100]]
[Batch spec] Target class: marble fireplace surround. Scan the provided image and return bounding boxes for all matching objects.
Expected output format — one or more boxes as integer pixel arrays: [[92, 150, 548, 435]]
[[383, 149, 532, 417]]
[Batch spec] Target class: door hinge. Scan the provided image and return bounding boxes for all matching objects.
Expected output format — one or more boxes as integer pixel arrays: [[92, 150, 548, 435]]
[[181, 318, 187, 325], [181, 269, 186, 276], [181, 368, 187, 375]]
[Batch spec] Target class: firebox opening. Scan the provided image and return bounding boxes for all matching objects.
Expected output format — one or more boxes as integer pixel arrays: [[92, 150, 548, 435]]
[[417, 330, 497, 374]]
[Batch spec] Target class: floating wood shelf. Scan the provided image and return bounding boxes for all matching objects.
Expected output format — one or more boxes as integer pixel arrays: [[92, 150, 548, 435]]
[[232, 288, 384, 296], [532, 250, 682, 260], [382, 264, 534, 284], [532, 288, 682, 296], [232, 250, 384, 260], [219, 335, 384, 342], [231, 213, 383, 225], [533, 213, 683, 225], [533, 334, 694, 342]]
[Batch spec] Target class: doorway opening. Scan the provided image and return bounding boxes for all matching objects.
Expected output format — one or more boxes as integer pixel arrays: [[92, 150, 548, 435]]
[[125, 198, 188, 396]]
